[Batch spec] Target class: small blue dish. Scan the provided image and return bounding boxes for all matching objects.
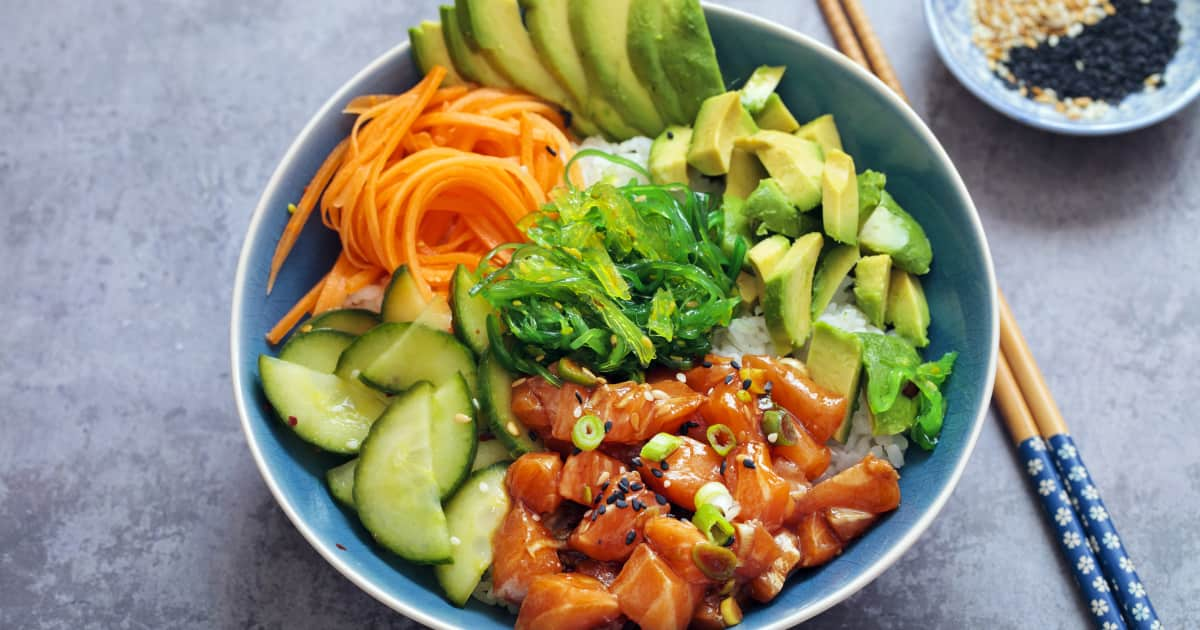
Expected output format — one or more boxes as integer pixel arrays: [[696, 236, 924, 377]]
[[231, 4, 999, 628], [926, 0, 1200, 135]]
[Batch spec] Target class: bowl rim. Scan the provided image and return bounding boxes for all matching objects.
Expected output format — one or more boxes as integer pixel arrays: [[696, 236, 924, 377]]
[[923, 0, 1200, 136], [230, 4, 1000, 627]]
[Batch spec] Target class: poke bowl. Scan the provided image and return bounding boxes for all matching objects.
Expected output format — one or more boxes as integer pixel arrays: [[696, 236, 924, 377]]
[[231, 2, 999, 628]]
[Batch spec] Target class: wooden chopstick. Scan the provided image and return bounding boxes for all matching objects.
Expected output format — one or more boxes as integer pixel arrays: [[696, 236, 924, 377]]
[[822, 1, 1160, 628]]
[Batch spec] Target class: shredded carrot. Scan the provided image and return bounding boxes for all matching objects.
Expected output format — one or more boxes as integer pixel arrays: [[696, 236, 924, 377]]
[[265, 65, 574, 343]]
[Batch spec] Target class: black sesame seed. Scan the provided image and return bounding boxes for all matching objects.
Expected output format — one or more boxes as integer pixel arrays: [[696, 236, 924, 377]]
[[619, 478, 631, 491], [730, 360, 741, 369], [625, 530, 637, 544], [660, 460, 670, 471], [742, 378, 752, 390], [666, 131, 675, 140], [616, 499, 628, 509], [546, 146, 558, 157], [598, 504, 607, 515], [655, 493, 668, 505], [724, 373, 735, 385], [764, 381, 773, 393], [604, 420, 613, 433], [722, 535, 736, 547], [591, 510, 599, 521], [630, 482, 644, 491], [574, 391, 584, 404], [720, 461, 727, 475], [573, 447, 582, 455], [651, 468, 664, 478], [607, 493, 619, 505], [743, 458, 756, 469], [702, 360, 713, 368], [632, 456, 643, 468], [600, 481, 610, 492], [632, 499, 645, 511]]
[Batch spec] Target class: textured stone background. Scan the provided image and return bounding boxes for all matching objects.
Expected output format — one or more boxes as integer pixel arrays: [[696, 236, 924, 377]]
[[2, 1, 1197, 628]]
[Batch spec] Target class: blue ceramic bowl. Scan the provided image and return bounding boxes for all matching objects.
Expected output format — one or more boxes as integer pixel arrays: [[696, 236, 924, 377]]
[[926, 0, 1200, 135], [231, 5, 999, 628]]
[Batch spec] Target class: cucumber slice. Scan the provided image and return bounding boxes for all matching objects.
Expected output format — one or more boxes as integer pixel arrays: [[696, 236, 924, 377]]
[[450, 264, 493, 356], [334, 322, 411, 381], [479, 350, 542, 454], [303, 308, 380, 336], [279, 329, 355, 373], [472, 438, 512, 472], [359, 324, 478, 396], [354, 383, 453, 564], [326, 459, 358, 508], [258, 356, 387, 454], [431, 374, 478, 500], [381, 266, 426, 323], [435, 462, 512, 606]]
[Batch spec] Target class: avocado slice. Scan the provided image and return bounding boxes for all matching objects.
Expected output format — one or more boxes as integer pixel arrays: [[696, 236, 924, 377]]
[[659, 0, 727, 122], [688, 92, 757, 176], [735, 130, 825, 211], [748, 234, 791, 280], [721, 196, 753, 260], [806, 321, 864, 442], [740, 66, 786, 115], [649, 126, 692, 185], [811, 244, 860, 319], [440, 5, 512, 88], [460, 0, 576, 109], [821, 149, 859, 245], [886, 269, 931, 347], [411, 22, 465, 86], [762, 232, 824, 352], [857, 169, 887, 227], [853, 254, 892, 328], [570, 0, 665, 136], [725, 148, 767, 200], [521, 0, 619, 138], [754, 94, 800, 132], [859, 191, 933, 275], [746, 179, 802, 237], [796, 114, 843, 153], [628, 1, 687, 124]]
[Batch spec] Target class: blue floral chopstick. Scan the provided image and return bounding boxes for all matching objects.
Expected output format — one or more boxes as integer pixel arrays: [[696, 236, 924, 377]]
[[1047, 434, 1161, 629], [1019, 436, 1126, 629]]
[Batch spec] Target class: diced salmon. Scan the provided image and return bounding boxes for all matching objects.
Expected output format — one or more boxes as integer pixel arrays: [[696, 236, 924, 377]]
[[570, 557, 623, 588], [791, 454, 901, 517], [690, 594, 726, 630], [511, 376, 584, 434], [699, 377, 762, 445], [492, 504, 563, 604], [642, 515, 712, 585], [723, 442, 791, 531], [506, 452, 563, 515], [683, 355, 738, 393], [515, 573, 622, 630], [797, 512, 843, 568], [770, 420, 831, 481], [743, 355, 846, 443], [826, 507, 879, 543], [748, 530, 801, 603], [732, 520, 782, 581], [579, 380, 705, 443], [569, 472, 661, 562], [636, 436, 722, 511], [610, 543, 701, 630], [559, 450, 627, 506], [773, 457, 814, 527]]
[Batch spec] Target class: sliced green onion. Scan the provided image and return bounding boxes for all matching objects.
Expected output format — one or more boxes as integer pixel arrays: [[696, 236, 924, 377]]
[[572, 414, 605, 451], [694, 481, 734, 515], [640, 432, 682, 462], [692, 503, 734, 545], [558, 357, 600, 387], [720, 596, 743, 626], [761, 408, 801, 446], [718, 578, 736, 596], [706, 423, 737, 456], [691, 542, 737, 582]]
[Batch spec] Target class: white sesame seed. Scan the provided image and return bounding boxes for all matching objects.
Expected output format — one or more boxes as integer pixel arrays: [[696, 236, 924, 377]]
[[663, 480, 672, 488], [643, 390, 654, 402], [652, 390, 669, 400], [511, 377, 528, 388], [767, 433, 778, 444], [479, 482, 490, 492], [450, 536, 461, 545], [454, 413, 472, 424], [573, 406, 583, 419], [506, 421, 520, 436], [676, 373, 686, 383]]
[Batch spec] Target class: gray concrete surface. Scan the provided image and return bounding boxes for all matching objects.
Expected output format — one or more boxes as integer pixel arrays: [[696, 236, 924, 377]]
[[1, 1, 1197, 628]]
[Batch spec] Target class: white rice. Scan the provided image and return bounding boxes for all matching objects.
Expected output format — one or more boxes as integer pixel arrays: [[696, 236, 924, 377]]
[[576, 136, 654, 188]]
